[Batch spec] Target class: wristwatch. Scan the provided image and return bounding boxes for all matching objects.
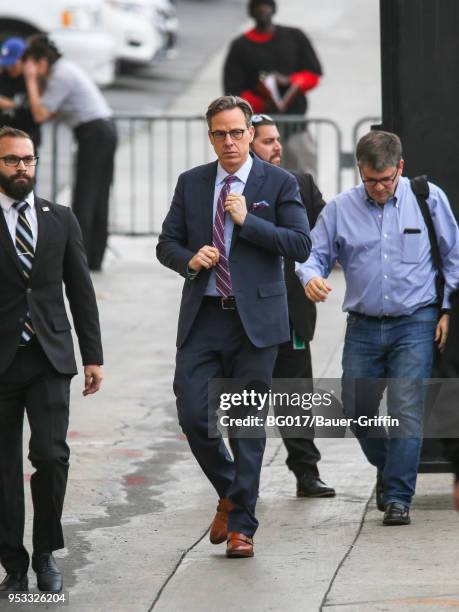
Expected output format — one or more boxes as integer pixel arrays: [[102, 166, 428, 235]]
[[186, 266, 198, 280]]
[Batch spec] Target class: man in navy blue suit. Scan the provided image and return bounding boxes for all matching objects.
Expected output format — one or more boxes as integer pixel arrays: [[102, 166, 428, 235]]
[[157, 95, 310, 558]]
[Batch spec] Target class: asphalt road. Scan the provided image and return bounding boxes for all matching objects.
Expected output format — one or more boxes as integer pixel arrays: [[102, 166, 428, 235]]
[[104, 0, 248, 113]]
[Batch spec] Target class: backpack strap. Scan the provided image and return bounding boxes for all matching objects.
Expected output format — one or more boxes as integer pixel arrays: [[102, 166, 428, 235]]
[[410, 175, 445, 306]]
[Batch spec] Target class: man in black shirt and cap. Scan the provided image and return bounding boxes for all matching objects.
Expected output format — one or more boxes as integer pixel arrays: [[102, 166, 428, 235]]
[[224, 0, 322, 116], [224, 0, 322, 175]]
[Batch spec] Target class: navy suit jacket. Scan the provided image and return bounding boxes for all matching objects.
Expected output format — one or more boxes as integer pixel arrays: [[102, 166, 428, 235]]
[[156, 154, 311, 348]]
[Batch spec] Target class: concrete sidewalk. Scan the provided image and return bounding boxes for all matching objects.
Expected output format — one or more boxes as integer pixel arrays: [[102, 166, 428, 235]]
[[13, 245, 459, 612], [9, 1, 459, 610]]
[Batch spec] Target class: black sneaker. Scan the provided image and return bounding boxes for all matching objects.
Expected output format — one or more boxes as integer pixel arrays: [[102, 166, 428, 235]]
[[383, 502, 411, 526], [32, 554, 62, 593]]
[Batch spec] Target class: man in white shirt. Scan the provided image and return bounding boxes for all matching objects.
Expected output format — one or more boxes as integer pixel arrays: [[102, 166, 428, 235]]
[[22, 35, 117, 271]]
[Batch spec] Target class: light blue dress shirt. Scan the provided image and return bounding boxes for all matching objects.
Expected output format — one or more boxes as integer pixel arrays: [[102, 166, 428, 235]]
[[296, 176, 459, 316], [205, 155, 253, 296]]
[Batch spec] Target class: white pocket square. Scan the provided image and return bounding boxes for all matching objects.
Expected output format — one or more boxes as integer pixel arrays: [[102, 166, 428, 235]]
[[251, 200, 270, 210]]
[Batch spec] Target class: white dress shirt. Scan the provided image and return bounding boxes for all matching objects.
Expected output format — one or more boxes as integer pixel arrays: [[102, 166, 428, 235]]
[[0, 190, 37, 250]]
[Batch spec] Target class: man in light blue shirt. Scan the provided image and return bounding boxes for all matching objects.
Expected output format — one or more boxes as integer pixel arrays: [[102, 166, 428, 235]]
[[296, 130, 459, 525]]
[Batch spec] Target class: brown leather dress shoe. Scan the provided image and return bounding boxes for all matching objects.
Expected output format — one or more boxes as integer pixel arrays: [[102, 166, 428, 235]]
[[226, 532, 254, 558], [209, 498, 234, 544]]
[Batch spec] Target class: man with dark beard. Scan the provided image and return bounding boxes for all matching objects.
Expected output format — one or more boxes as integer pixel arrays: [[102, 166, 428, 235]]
[[250, 114, 335, 498], [0, 126, 103, 593]]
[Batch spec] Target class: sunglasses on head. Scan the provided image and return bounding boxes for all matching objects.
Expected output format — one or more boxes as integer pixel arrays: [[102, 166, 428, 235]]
[[251, 113, 275, 125]]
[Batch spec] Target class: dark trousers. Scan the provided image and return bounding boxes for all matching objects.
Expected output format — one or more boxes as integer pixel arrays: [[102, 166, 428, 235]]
[[272, 339, 321, 478], [174, 301, 278, 537], [0, 342, 71, 574], [73, 118, 118, 270]]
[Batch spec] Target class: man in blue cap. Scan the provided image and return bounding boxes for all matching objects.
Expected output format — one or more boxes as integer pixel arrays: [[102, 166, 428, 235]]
[[0, 38, 41, 148]]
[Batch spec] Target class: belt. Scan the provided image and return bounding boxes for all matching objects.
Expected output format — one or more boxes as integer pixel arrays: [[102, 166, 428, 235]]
[[73, 117, 114, 136], [348, 310, 401, 321], [202, 296, 237, 310], [348, 304, 438, 321]]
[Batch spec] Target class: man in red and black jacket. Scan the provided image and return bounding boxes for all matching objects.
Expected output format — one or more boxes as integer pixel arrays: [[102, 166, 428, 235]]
[[223, 0, 322, 116]]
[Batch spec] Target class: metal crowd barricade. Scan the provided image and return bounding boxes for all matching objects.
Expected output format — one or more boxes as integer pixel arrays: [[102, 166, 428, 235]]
[[48, 114, 343, 236]]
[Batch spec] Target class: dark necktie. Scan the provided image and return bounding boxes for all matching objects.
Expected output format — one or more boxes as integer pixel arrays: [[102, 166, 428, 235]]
[[12, 201, 36, 345], [213, 175, 237, 297]]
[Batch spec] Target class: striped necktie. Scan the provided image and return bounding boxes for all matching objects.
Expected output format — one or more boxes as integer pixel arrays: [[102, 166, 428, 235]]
[[12, 201, 36, 345], [213, 175, 238, 298]]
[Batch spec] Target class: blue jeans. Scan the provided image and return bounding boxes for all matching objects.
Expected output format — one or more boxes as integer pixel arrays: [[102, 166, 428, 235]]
[[342, 305, 437, 507]]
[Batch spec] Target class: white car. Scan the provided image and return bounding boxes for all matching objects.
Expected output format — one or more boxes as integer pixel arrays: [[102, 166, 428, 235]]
[[150, 0, 178, 57], [0, 0, 116, 86], [103, 0, 162, 66]]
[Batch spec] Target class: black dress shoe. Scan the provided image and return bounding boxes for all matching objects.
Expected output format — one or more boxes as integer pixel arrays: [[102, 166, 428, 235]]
[[383, 502, 411, 525], [0, 572, 28, 593], [296, 475, 336, 498], [376, 469, 385, 512], [32, 554, 62, 593]]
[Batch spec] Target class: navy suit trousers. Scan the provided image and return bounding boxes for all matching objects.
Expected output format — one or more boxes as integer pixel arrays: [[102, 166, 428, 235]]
[[174, 300, 278, 537]]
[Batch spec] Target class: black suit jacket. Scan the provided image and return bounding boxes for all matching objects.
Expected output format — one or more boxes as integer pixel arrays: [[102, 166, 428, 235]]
[[0, 195, 103, 375], [284, 171, 325, 342], [157, 155, 311, 348]]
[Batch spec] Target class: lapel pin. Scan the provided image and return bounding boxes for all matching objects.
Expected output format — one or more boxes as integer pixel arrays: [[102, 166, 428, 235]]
[[42, 206, 50, 212]]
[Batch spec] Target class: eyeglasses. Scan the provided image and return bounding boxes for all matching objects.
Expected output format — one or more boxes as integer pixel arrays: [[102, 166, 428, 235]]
[[210, 129, 246, 141], [0, 155, 39, 167], [360, 166, 399, 187], [252, 113, 274, 125]]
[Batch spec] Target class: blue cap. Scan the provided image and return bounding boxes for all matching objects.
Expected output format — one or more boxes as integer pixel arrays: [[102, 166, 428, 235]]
[[0, 38, 26, 67]]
